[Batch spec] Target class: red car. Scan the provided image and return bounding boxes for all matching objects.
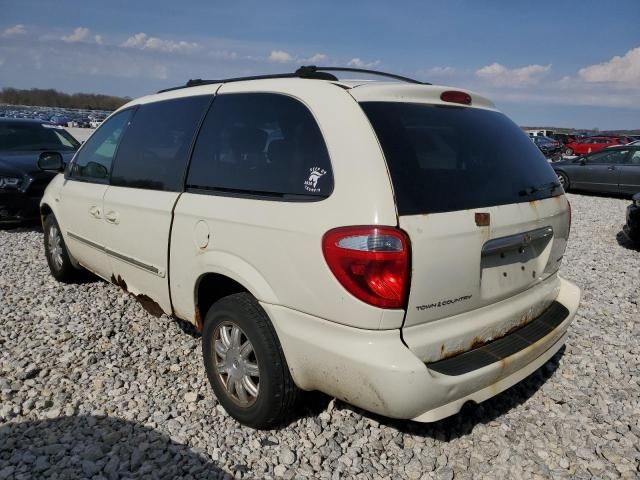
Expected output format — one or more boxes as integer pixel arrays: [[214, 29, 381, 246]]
[[564, 136, 627, 156]]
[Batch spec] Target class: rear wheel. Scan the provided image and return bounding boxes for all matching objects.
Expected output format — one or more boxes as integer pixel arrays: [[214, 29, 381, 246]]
[[564, 148, 574, 156], [202, 293, 298, 429], [556, 171, 569, 191], [43, 214, 80, 282]]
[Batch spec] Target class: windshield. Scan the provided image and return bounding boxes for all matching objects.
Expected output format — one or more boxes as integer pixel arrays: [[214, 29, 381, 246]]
[[0, 122, 81, 151], [361, 102, 561, 215]]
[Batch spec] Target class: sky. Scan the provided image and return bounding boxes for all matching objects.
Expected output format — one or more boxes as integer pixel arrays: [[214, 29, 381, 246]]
[[1, 0, 639, 129]]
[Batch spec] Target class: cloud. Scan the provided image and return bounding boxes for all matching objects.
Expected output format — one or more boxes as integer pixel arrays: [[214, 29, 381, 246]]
[[207, 50, 238, 60], [62, 27, 91, 43], [347, 57, 381, 68], [2, 24, 26, 37], [122, 32, 199, 54], [578, 46, 640, 86], [427, 66, 455, 76], [304, 53, 327, 64], [476, 63, 551, 87], [269, 50, 292, 63]]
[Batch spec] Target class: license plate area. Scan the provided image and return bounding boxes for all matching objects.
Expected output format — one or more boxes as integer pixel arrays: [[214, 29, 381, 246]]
[[480, 227, 553, 300]]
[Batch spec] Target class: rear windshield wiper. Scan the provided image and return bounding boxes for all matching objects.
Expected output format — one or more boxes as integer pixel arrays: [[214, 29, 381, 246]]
[[519, 181, 562, 197]]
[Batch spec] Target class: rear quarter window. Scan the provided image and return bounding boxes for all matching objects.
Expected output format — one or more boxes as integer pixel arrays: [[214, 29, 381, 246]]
[[361, 102, 561, 215], [187, 93, 333, 200]]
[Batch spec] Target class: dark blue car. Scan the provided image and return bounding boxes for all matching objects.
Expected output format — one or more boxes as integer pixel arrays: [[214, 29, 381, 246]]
[[0, 119, 79, 225]]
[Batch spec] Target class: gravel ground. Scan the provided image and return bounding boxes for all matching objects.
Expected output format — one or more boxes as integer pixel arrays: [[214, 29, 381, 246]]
[[0, 192, 639, 479]]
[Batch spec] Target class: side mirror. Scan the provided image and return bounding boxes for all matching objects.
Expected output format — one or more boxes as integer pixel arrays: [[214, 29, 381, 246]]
[[38, 151, 64, 172]]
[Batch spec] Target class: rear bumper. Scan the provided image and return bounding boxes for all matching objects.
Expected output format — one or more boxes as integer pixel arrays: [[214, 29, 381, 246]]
[[263, 276, 580, 421]]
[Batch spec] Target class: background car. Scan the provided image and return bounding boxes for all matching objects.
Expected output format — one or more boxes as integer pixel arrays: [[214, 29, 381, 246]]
[[532, 135, 563, 161], [552, 145, 640, 194], [623, 192, 640, 242], [564, 136, 626, 156], [0, 118, 79, 225], [549, 133, 579, 145]]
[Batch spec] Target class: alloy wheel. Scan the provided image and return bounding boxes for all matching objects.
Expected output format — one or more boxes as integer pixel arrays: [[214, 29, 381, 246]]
[[48, 225, 64, 270], [213, 321, 260, 407], [557, 173, 567, 188]]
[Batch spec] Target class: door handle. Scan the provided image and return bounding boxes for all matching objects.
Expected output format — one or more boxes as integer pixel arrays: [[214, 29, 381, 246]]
[[104, 210, 119, 224], [89, 206, 102, 218]]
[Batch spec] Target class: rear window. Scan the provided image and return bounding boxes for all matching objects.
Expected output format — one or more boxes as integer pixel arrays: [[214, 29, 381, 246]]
[[0, 122, 80, 151], [361, 102, 561, 215]]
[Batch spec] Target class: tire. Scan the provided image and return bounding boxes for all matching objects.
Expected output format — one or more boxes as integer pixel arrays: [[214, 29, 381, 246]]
[[43, 214, 80, 283], [202, 293, 298, 429], [556, 171, 569, 191], [564, 148, 574, 156]]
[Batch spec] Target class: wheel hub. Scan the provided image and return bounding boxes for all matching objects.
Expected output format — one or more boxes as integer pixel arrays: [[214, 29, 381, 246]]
[[213, 321, 260, 407]]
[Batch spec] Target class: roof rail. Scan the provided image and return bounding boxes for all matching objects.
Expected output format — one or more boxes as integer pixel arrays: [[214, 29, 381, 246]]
[[296, 66, 429, 85], [157, 65, 427, 93]]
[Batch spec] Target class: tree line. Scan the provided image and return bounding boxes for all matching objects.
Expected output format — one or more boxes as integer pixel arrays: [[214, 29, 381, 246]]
[[0, 87, 130, 111]]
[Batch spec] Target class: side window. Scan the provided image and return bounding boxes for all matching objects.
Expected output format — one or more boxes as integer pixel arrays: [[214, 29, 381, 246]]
[[111, 96, 211, 191], [586, 150, 628, 164], [628, 151, 640, 165], [69, 109, 133, 181], [187, 93, 333, 199]]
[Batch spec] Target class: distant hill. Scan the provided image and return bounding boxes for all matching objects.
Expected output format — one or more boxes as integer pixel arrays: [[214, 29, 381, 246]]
[[0, 87, 130, 111]]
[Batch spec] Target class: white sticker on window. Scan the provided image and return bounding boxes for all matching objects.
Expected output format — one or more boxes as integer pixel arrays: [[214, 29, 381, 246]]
[[304, 167, 326, 193]]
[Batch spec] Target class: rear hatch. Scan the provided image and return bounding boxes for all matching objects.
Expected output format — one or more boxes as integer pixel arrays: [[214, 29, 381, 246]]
[[360, 100, 570, 351]]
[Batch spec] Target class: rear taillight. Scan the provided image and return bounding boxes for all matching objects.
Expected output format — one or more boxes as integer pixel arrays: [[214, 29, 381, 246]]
[[322, 226, 410, 309]]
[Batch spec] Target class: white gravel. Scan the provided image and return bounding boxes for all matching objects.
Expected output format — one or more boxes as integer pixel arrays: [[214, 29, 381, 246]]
[[0, 193, 639, 479]]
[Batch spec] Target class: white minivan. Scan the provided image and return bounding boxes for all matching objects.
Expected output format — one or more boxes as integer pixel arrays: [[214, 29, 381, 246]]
[[38, 67, 580, 428]]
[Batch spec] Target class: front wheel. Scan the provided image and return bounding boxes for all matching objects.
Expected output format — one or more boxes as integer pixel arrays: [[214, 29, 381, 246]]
[[564, 148, 574, 156], [43, 214, 80, 282], [556, 171, 569, 191], [202, 293, 298, 429]]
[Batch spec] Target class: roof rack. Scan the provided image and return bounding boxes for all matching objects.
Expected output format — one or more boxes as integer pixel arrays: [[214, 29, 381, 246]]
[[157, 65, 428, 93], [297, 66, 428, 85]]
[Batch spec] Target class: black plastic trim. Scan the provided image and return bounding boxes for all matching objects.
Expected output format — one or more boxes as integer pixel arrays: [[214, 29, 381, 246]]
[[427, 301, 569, 376], [157, 65, 428, 93], [185, 185, 328, 203]]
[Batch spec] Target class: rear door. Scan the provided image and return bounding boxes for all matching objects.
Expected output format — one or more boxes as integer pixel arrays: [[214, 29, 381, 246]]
[[618, 149, 640, 195], [59, 109, 133, 280], [102, 96, 211, 315], [571, 149, 628, 192], [361, 102, 570, 329]]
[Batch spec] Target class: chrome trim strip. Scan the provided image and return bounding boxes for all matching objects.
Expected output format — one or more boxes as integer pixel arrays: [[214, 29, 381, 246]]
[[66, 231, 164, 278], [482, 226, 553, 257], [67, 231, 103, 251], [104, 247, 162, 276]]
